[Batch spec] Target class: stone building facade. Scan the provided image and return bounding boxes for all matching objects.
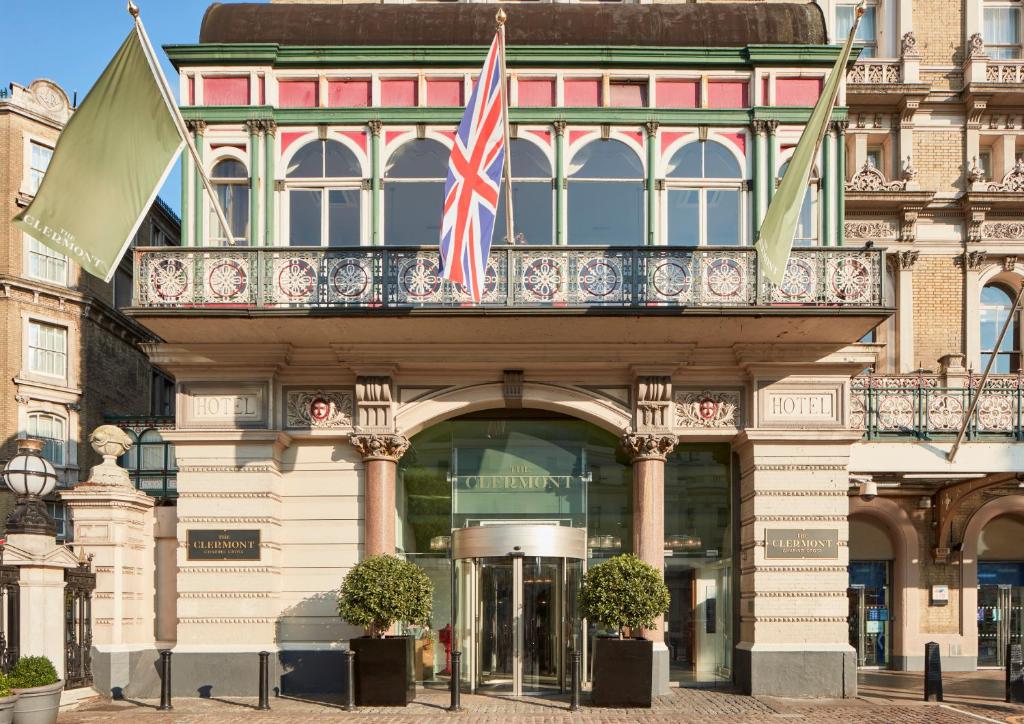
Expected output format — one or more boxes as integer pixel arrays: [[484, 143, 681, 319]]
[[84, 0, 1024, 702]]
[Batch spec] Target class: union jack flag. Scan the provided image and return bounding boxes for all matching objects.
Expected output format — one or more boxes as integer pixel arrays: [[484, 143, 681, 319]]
[[439, 31, 507, 302]]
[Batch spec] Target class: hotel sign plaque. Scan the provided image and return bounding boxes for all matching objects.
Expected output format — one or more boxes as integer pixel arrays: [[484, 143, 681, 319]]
[[764, 528, 839, 560], [187, 529, 261, 561]]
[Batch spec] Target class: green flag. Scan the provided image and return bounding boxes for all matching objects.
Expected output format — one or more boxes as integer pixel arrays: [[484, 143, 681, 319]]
[[13, 28, 183, 282], [754, 6, 862, 285]]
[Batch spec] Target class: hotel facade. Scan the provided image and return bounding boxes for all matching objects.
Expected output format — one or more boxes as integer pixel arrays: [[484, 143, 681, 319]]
[[80, 0, 1024, 700]]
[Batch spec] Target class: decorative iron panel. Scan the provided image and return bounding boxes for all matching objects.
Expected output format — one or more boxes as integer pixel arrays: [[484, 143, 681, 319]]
[[64, 562, 95, 690]]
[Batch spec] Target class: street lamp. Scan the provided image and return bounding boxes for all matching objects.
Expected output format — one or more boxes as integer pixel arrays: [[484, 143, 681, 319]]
[[2, 438, 58, 536]]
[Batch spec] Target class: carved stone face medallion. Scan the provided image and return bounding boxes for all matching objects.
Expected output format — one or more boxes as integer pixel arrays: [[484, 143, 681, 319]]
[[310, 398, 330, 422], [698, 399, 719, 421]]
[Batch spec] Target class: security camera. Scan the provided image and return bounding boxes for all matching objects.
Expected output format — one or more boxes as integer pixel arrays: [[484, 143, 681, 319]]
[[858, 480, 878, 502]]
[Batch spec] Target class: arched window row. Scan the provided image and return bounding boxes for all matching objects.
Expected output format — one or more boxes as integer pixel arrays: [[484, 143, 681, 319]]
[[26, 412, 66, 467]]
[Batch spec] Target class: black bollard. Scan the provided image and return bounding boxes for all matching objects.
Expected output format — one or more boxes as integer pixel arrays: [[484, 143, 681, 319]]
[[924, 641, 943, 702], [257, 651, 270, 710], [158, 649, 173, 711], [1007, 643, 1024, 704], [449, 650, 462, 712], [569, 649, 582, 711], [344, 649, 356, 711]]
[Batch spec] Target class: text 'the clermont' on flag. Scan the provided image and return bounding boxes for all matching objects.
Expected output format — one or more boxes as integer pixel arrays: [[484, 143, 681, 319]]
[[12, 27, 183, 283], [439, 31, 508, 302]]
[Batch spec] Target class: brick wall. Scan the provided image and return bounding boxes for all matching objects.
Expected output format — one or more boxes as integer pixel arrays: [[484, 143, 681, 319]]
[[913, 0, 965, 65], [912, 255, 963, 370], [913, 131, 965, 194]]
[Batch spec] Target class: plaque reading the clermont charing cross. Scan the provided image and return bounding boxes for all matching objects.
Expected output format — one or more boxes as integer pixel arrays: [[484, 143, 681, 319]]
[[764, 528, 839, 560], [186, 529, 261, 561]]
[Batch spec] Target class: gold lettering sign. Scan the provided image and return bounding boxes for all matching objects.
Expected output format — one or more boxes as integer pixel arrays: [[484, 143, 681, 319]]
[[764, 528, 839, 560], [186, 530, 261, 561], [454, 475, 575, 491]]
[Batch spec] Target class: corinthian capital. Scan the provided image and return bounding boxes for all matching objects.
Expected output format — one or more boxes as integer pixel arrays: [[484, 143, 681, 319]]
[[621, 432, 677, 462], [350, 433, 410, 462]]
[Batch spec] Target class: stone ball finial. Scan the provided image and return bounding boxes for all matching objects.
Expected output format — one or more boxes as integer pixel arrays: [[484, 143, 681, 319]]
[[89, 425, 133, 459]]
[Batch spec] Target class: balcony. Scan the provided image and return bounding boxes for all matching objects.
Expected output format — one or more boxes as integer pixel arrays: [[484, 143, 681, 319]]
[[134, 245, 887, 312]]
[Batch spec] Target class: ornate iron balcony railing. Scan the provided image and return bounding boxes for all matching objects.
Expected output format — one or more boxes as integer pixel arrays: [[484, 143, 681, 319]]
[[853, 373, 1024, 439], [133, 245, 886, 311]]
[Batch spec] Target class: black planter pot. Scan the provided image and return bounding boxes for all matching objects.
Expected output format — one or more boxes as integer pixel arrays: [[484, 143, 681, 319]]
[[350, 635, 416, 706], [591, 637, 653, 708]]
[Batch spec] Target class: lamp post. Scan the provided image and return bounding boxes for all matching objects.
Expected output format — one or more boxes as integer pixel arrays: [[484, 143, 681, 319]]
[[2, 438, 58, 536]]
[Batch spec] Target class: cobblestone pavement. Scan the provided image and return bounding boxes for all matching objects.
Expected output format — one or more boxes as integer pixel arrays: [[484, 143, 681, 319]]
[[58, 685, 1024, 723]]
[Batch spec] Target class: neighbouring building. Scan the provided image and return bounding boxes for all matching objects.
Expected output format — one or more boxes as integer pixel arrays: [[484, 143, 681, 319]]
[[0, 78, 180, 538], [87, 0, 1023, 701]]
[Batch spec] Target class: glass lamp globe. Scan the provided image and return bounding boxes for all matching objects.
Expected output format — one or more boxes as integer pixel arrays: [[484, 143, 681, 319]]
[[3, 438, 57, 497]]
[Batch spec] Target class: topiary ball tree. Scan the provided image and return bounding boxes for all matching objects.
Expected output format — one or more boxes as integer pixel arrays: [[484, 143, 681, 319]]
[[579, 554, 670, 639], [8, 656, 59, 689], [338, 554, 433, 638]]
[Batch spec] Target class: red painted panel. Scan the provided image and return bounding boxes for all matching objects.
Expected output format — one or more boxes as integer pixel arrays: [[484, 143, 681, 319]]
[[707, 80, 748, 109], [437, 131, 456, 142], [775, 77, 823, 107], [661, 131, 687, 154], [187, 76, 195, 105], [564, 78, 601, 106], [328, 79, 371, 107], [279, 80, 318, 108], [280, 131, 307, 154], [204, 76, 249, 106], [619, 131, 643, 148], [526, 130, 551, 146], [719, 132, 747, 156], [385, 131, 410, 147], [568, 130, 592, 146], [517, 78, 555, 107], [655, 80, 699, 109], [342, 131, 368, 155], [380, 79, 418, 107], [426, 78, 464, 106], [608, 82, 647, 107]]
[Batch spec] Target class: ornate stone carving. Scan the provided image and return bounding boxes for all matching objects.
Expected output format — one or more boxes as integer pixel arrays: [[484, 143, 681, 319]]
[[185, 119, 208, 136], [262, 119, 277, 136], [6, 497, 56, 536], [987, 159, 1024, 191], [901, 31, 921, 58], [503, 370, 524, 409], [895, 250, 919, 270], [750, 119, 779, 137], [244, 119, 263, 136], [1005, 256, 1019, 272], [285, 389, 353, 429], [87, 425, 133, 486], [14, 394, 30, 405], [958, 251, 989, 271], [900, 156, 918, 183], [644, 120, 659, 138], [367, 119, 382, 137], [967, 156, 987, 185], [355, 376, 394, 431], [968, 33, 986, 58], [552, 120, 567, 137], [349, 433, 410, 462], [674, 389, 742, 429], [845, 159, 906, 192], [828, 120, 849, 136], [634, 376, 672, 432], [900, 210, 919, 243], [620, 432, 677, 462], [844, 220, 898, 240]]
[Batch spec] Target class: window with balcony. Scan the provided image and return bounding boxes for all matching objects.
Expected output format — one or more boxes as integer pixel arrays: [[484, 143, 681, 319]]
[[981, 283, 1021, 372], [778, 159, 819, 246], [567, 139, 644, 245], [27, 412, 66, 467], [986, 2, 1022, 59], [837, 1, 878, 57], [27, 141, 53, 194], [27, 321, 67, 378], [286, 140, 362, 246], [492, 139, 553, 245], [664, 140, 746, 246], [385, 139, 449, 245], [208, 159, 249, 245]]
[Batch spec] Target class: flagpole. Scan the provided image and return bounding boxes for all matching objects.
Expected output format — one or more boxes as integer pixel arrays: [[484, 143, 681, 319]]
[[496, 9, 515, 244], [947, 283, 1024, 462], [128, 2, 237, 246]]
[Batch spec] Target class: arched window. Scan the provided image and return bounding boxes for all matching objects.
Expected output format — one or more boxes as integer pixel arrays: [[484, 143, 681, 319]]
[[981, 283, 1021, 373], [777, 159, 819, 246], [210, 159, 249, 245], [285, 140, 362, 246], [568, 140, 644, 245], [385, 139, 449, 245], [493, 139, 553, 245], [27, 412, 65, 466], [665, 140, 745, 246]]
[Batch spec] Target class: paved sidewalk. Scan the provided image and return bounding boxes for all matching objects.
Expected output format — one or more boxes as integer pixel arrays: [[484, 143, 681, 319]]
[[58, 684, 1024, 723]]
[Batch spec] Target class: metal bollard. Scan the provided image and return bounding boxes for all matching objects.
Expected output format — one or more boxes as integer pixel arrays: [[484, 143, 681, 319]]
[[924, 641, 943, 702], [158, 649, 173, 711], [449, 650, 462, 712], [257, 651, 271, 710], [344, 649, 356, 711], [569, 649, 582, 711], [1008, 643, 1024, 704]]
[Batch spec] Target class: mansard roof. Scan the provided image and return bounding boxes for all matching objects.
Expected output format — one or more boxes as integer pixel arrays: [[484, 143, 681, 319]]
[[199, 2, 827, 48]]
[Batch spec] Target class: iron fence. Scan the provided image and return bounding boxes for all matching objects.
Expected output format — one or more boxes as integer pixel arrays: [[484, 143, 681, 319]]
[[64, 561, 95, 690]]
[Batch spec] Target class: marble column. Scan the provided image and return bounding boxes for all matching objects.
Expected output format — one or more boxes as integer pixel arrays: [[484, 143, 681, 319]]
[[622, 431, 677, 696], [350, 433, 410, 558]]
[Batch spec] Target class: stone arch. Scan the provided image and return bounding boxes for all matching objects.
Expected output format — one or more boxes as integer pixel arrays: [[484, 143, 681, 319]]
[[395, 381, 631, 438], [849, 496, 921, 668]]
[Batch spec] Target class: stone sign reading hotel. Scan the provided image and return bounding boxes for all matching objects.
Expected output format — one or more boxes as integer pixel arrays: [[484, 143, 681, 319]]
[[179, 382, 268, 428], [764, 528, 839, 560], [187, 530, 261, 561], [756, 379, 846, 428]]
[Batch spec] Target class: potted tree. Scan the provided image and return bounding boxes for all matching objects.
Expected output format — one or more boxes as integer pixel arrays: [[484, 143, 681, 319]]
[[8, 656, 62, 724], [338, 555, 432, 706], [579, 554, 670, 708], [0, 671, 18, 724]]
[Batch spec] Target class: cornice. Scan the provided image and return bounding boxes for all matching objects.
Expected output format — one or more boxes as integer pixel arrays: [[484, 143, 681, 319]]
[[140, 343, 294, 369]]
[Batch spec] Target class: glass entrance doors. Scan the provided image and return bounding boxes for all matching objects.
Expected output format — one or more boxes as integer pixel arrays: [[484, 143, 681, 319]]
[[848, 561, 891, 667], [978, 584, 1024, 666]]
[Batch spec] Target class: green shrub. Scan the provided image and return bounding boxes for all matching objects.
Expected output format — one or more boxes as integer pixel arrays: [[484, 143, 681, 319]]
[[338, 555, 433, 638], [0, 672, 12, 698], [9, 656, 59, 689], [579, 554, 670, 638]]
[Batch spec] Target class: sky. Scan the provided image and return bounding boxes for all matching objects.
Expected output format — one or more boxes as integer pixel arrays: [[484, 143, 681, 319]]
[[2, 1, 268, 216]]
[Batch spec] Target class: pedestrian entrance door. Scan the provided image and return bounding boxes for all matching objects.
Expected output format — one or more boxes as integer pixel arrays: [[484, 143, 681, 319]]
[[453, 524, 586, 696], [978, 583, 1024, 666]]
